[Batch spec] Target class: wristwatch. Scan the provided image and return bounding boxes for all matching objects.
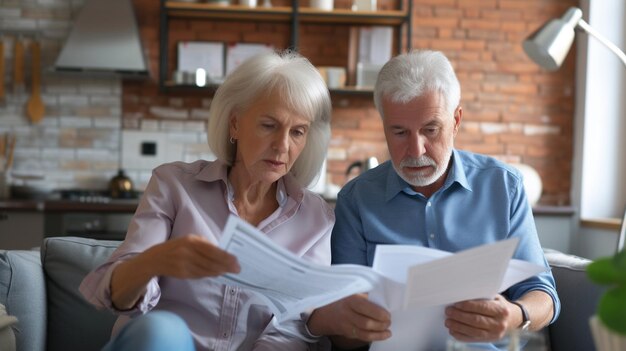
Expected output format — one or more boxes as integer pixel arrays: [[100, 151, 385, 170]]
[[510, 300, 531, 330]]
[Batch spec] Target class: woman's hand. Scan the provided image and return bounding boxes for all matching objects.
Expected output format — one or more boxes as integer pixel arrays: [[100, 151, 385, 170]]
[[307, 294, 391, 348], [111, 235, 240, 310], [140, 235, 240, 279]]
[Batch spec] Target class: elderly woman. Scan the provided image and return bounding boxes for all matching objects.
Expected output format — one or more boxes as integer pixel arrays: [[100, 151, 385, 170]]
[[80, 51, 334, 351]]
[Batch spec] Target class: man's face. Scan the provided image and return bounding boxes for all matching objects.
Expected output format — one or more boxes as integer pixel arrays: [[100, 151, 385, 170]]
[[382, 91, 461, 193]]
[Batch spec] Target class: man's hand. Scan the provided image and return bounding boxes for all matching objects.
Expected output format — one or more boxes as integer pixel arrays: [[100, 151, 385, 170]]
[[444, 295, 519, 342], [307, 294, 392, 348]]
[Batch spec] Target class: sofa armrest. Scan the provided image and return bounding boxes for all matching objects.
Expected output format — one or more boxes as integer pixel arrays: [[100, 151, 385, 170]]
[[0, 249, 46, 351], [543, 249, 605, 351]]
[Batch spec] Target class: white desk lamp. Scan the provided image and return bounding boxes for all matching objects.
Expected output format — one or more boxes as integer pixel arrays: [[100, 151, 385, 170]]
[[523, 7, 626, 71], [522, 6, 626, 252]]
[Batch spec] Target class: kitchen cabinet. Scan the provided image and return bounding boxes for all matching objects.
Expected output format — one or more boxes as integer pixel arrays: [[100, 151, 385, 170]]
[[0, 211, 44, 249], [159, 0, 412, 94]]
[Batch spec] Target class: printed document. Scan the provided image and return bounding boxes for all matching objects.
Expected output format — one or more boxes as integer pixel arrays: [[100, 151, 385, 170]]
[[216, 215, 384, 322], [217, 215, 547, 348]]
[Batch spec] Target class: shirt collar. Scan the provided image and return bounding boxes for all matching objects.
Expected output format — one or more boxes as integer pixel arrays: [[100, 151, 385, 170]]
[[384, 149, 471, 201], [195, 159, 301, 207]]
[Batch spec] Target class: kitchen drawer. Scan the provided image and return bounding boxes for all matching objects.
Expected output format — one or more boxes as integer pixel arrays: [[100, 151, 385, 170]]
[[0, 211, 45, 250]]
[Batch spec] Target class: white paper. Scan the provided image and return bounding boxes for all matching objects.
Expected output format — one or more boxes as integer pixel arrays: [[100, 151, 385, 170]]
[[217, 215, 383, 322], [225, 43, 274, 75], [369, 241, 547, 350], [177, 41, 224, 78], [218, 215, 547, 349]]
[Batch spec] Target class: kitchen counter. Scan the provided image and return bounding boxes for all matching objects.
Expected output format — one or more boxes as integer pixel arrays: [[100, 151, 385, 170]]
[[0, 199, 576, 215], [0, 199, 139, 213], [0, 200, 577, 251]]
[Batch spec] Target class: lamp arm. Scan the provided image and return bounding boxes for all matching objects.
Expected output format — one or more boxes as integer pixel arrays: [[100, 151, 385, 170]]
[[576, 19, 626, 69], [618, 205, 626, 253]]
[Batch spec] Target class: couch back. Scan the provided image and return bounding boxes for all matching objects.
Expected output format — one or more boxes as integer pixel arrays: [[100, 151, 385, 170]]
[[0, 238, 609, 351], [0, 237, 120, 351], [42, 237, 121, 351]]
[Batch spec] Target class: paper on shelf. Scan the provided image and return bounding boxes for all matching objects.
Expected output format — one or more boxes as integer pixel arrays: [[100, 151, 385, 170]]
[[225, 43, 274, 75], [177, 41, 224, 79]]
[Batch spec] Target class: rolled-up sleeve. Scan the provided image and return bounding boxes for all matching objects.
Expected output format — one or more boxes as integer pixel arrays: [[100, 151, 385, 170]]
[[506, 177, 561, 324], [79, 257, 161, 315], [79, 166, 177, 315]]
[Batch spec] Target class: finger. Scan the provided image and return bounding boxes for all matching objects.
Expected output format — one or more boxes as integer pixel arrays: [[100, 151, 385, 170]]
[[448, 329, 477, 343], [445, 314, 506, 342], [349, 296, 391, 322], [189, 251, 240, 276], [202, 246, 240, 272], [352, 324, 392, 342], [189, 237, 241, 273], [446, 306, 504, 331], [453, 299, 505, 318], [446, 319, 491, 342]]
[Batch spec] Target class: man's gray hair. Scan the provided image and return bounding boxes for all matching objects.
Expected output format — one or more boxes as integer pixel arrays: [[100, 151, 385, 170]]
[[373, 50, 461, 118]]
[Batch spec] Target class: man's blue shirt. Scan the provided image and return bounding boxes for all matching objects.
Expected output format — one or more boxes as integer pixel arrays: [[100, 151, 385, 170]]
[[331, 149, 560, 322]]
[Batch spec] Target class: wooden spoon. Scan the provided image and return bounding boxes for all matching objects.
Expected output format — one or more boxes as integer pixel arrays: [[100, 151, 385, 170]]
[[26, 40, 45, 124]]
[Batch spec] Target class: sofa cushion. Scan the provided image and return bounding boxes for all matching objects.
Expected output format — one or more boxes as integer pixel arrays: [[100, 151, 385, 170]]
[[0, 249, 46, 351], [544, 249, 606, 351], [41, 237, 121, 351]]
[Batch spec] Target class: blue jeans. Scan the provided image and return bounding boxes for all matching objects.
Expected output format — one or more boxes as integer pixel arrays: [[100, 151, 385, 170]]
[[103, 311, 195, 351]]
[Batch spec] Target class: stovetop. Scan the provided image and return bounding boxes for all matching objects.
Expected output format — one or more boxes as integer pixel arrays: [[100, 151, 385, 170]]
[[57, 189, 141, 203]]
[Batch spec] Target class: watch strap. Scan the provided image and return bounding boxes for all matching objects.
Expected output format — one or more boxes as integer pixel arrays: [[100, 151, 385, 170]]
[[510, 300, 531, 330]]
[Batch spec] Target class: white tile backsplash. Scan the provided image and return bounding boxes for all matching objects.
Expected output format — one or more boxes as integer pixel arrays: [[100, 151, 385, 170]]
[[121, 130, 183, 171]]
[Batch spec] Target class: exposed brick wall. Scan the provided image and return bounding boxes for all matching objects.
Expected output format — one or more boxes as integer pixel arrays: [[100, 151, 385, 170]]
[[124, 0, 577, 205]]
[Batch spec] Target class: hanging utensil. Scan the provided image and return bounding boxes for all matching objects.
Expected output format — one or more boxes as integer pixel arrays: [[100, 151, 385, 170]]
[[5, 133, 15, 170], [26, 40, 45, 124], [13, 37, 24, 93], [0, 39, 5, 102], [0, 134, 5, 171]]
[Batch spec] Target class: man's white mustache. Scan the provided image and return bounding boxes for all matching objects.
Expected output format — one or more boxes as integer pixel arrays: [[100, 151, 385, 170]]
[[400, 156, 436, 168]]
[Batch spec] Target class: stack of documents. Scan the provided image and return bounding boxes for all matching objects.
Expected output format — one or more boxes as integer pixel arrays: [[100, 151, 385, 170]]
[[217, 215, 547, 349]]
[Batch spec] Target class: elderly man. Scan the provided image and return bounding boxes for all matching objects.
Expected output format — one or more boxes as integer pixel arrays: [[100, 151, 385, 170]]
[[307, 50, 559, 350]]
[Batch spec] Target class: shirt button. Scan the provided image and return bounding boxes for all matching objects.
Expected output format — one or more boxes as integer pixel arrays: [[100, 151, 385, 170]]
[[427, 202, 432, 207], [429, 233, 435, 239], [230, 289, 236, 295], [222, 332, 228, 338]]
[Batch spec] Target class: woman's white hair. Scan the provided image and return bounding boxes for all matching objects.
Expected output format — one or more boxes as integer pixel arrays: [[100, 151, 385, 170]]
[[373, 50, 461, 118], [207, 50, 332, 187]]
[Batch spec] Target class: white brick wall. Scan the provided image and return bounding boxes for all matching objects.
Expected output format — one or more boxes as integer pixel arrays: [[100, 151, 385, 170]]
[[0, 0, 209, 192]]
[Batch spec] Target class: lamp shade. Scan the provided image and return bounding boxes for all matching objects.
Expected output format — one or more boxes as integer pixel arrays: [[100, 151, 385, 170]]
[[523, 7, 583, 71]]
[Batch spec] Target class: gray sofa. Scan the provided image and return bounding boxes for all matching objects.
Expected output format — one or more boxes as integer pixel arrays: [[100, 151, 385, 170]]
[[0, 237, 606, 351], [0, 237, 120, 351]]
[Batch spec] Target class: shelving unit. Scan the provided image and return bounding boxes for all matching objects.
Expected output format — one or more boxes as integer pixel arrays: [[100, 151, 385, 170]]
[[159, 0, 412, 93]]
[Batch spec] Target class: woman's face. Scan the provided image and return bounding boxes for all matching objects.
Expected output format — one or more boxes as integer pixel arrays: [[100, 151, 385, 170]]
[[230, 90, 311, 184]]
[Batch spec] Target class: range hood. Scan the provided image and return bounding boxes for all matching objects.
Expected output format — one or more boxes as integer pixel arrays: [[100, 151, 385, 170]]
[[54, 0, 148, 77]]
